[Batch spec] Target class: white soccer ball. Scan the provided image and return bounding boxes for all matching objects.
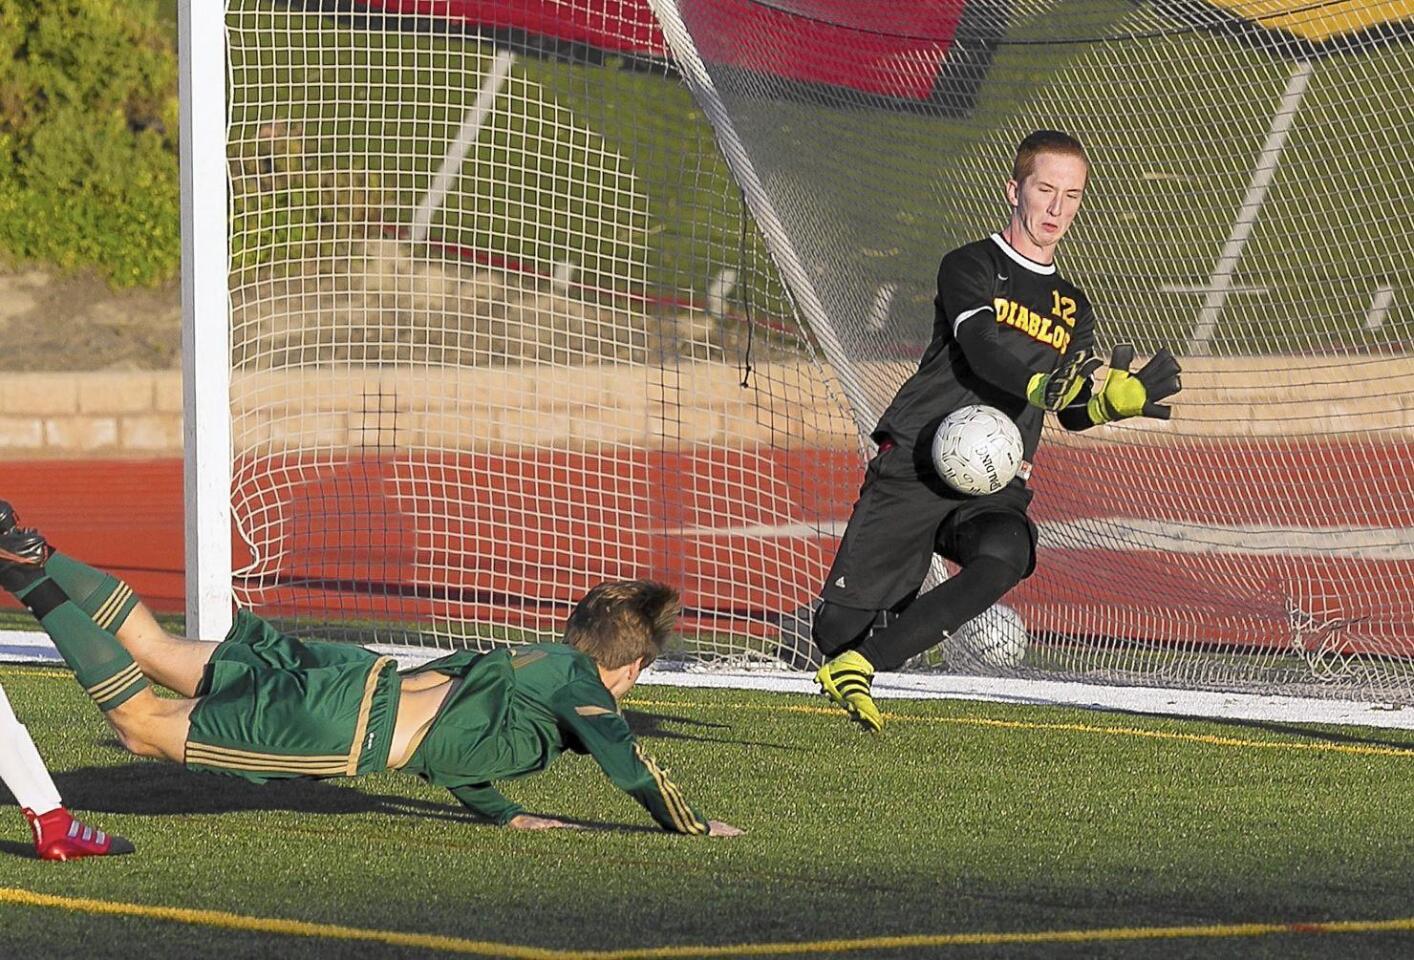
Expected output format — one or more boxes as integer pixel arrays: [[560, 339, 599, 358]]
[[930, 405, 1024, 496], [948, 602, 1029, 669]]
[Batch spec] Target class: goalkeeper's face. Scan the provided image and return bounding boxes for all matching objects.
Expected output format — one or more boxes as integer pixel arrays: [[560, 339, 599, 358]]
[[1005, 151, 1088, 259]]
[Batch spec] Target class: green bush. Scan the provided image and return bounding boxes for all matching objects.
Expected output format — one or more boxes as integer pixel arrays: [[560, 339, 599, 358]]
[[0, 0, 180, 287]]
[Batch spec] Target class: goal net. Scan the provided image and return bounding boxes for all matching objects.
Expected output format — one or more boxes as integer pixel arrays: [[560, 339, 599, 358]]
[[208, 0, 1414, 702]]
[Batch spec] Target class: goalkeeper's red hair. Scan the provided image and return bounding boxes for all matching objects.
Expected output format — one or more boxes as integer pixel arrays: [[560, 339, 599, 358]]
[[564, 580, 680, 670], [1011, 129, 1089, 185]]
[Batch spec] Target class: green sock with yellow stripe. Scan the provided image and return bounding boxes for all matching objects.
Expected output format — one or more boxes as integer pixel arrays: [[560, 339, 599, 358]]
[[13, 577, 149, 711], [40, 552, 139, 634]]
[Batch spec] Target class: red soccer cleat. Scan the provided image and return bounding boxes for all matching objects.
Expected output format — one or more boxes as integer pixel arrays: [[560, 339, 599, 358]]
[[24, 806, 135, 861]]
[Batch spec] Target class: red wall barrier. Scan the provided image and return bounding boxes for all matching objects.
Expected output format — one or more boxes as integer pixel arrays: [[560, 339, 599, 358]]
[[352, 0, 967, 101], [2, 439, 1410, 654]]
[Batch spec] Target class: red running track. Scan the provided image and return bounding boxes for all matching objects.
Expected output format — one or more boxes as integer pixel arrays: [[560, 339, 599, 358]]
[[1, 440, 1410, 654]]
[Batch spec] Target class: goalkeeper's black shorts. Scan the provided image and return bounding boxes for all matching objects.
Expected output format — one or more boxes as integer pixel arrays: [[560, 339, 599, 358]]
[[820, 437, 1037, 612]]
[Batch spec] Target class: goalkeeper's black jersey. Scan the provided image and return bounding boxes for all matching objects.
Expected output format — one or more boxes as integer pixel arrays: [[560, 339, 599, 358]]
[[399, 644, 710, 834], [873, 233, 1095, 464]]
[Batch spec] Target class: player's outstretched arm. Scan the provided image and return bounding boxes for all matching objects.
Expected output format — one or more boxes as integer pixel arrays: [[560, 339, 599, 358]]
[[450, 783, 583, 830], [448, 782, 525, 825], [552, 682, 738, 836], [954, 311, 1097, 410]]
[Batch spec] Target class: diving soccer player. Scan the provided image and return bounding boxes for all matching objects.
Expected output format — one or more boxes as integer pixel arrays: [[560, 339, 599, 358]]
[[0, 505, 741, 836]]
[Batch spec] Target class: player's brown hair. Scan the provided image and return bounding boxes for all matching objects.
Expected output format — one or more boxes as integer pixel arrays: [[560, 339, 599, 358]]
[[563, 579, 680, 669], [1012, 130, 1089, 183]]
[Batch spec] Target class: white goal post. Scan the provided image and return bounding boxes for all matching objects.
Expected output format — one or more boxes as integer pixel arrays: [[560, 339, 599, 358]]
[[184, 1, 1414, 710], [179, 0, 232, 644]]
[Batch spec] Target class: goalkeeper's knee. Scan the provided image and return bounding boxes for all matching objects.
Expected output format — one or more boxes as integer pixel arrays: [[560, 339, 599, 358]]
[[812, 602, 877, 656], [951, 512, 1033, 583]]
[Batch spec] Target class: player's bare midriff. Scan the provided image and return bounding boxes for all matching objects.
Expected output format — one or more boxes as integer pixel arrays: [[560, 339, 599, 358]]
[[387, 671, 455, 769]]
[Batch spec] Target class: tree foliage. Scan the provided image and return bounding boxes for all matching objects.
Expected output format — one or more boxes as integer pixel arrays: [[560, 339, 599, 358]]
[[0, 0, 179, 286]]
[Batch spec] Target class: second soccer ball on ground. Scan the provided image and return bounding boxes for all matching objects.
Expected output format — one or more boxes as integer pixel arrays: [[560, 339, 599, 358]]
[[930, 405, 1024, 496], [946, 602, 1030, 669]]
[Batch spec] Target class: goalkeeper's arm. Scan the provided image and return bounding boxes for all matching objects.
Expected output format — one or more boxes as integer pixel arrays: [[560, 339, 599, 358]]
[[954, 316, 1099, 412]]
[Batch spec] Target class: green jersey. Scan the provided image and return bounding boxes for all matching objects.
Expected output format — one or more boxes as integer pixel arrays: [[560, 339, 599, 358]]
[[398, 643, 710, 834]]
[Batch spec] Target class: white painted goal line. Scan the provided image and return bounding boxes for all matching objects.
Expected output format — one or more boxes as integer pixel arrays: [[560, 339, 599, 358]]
[[4, 630, 1408, 730]]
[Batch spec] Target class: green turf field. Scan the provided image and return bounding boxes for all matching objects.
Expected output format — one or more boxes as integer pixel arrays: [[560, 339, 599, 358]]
[[2, 662, 1411, 959]]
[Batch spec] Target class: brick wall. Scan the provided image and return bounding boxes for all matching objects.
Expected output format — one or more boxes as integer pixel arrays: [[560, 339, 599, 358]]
[[1, 356, 1410, 458], [0, 371, 184, 457]]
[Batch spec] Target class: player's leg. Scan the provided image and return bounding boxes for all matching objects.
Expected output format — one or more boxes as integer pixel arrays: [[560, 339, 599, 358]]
[[812, 602, 886, 732], [856, 509, 1033, 671], [0, 683, 62, 817], [41, 548, 216, 695], [102, 690, 194, 763], [0, 501, 216, 695], [0, 533, 194, 764], [112, 603, 219, 697], [1, 525, 155, 713], [811, 462, 943, 733], [811, 601, 877, 657], [0, 682, 137, 859]]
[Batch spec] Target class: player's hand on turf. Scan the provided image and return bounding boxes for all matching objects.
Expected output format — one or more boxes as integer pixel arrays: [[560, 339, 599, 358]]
[[707, 820, 744, 837], [1026, 348, 1102, 412], [1087, 343, 1182, 423], [507, 814, 581, 830]]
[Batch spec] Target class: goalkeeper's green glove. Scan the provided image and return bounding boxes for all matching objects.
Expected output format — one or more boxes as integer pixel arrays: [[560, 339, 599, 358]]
[[1026, 348, 1101, 412], [1087, 343, 1182, 424]]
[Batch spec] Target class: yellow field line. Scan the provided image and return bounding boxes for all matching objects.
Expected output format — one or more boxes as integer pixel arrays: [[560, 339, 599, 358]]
[[0, 666, 71, 679], [2, 887, 1410, 958], [626, 698, 1414, 759], [6, 666, 1411, 758], [0, 887, 563, 960]]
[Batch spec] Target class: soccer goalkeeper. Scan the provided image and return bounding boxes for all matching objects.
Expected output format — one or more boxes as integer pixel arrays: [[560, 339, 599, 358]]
[[811, 130, 1182, 732], [0, 504, 741, 836]]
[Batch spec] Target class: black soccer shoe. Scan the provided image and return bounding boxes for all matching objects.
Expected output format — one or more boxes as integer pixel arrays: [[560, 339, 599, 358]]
[[0, 526, 52, 592], [0, 500, 18, 535]]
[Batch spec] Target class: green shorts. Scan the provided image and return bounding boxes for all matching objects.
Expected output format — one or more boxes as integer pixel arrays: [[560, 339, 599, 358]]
[[185, 610, 401, 784]]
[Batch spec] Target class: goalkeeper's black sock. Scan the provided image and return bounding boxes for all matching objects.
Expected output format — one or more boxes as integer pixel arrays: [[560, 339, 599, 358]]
[[856, 556, 1019, 672], [13, 578, 149, 711], [41, 552, 140, 634]]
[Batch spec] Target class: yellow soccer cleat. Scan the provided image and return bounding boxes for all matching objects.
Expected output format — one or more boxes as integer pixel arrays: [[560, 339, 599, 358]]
[[815, 650, 883, 733]]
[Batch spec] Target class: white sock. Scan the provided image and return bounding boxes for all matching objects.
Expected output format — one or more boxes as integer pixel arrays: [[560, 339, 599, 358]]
[[0, 683, 64, 815]]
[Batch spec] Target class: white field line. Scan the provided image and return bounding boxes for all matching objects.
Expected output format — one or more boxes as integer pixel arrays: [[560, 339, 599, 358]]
[[7, 631, 1406, 729], [867, 282, 897, 332], [409, 49, 516, 245], [1038, 518, 1414, 559], [1366, 283, 1395, 330], [1158, 282, 1268, 295], [1185, 61, 1313, 356], [636, 668, 1414, 730], [652, 518, 1414, 560], [706, 268, 738, 318]]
